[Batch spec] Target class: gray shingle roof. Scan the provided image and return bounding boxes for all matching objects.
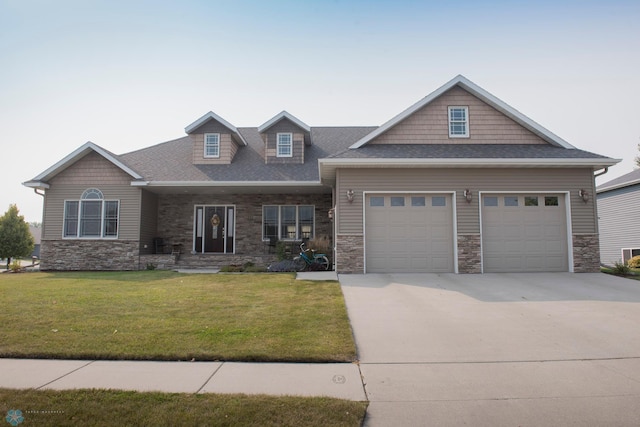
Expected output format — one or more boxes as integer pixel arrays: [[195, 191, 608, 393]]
[[119, 127, 376, 182], [597, 168, 640, 193]]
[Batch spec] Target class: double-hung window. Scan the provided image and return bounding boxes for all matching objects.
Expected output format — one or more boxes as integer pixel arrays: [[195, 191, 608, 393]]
[[448, 106, 469, 138], [64, 188, 119, 238], [204, 133, 220, 158], [263, 205, 314, 240], [277, 133, 292, 157]]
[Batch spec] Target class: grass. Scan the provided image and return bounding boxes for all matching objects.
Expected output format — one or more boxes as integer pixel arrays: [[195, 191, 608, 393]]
[[0, 388, 367, 426], [0, 271, 356, 362]]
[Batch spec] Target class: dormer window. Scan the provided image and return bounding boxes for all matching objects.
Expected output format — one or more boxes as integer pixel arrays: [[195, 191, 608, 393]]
[[277, 133, 292, 157], [204, 133, 220, 158], [448, 106, 469, 138]]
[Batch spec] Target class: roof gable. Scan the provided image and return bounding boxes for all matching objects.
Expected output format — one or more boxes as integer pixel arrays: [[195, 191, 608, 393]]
[[23, 142, 142, 189], [185, 111, 247, 146], [349, 75, 575, 149], [258, 111, 311, 134]]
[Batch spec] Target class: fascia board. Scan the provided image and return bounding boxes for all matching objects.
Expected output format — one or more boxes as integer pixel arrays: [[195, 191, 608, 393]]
[[319, 157, 621, 168], [349, 75, 575, 150], [29, 141, 143, 182], [22, 180, 50, 189], [257, 111, 311, 133], [596, 178, 640, 194], [185, 111, 247, 146], [139, 180, 323, 187]]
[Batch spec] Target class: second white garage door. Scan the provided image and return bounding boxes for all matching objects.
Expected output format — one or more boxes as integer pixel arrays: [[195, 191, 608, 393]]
[[481, 194, 569, 273], [365, 193, 454, 273]]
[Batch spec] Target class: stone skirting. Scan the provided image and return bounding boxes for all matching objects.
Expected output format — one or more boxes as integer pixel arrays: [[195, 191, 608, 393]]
[[336, 234, 364, 274], [572, 234, 601, 273], [457, 234, 481, 274], [40, 240, 139, 271]]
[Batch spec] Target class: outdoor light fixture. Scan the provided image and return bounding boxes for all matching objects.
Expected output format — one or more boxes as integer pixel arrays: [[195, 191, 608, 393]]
[[463, 189, 472, 203], [346, 189, 355, 203], [579, 189, 589, 203]]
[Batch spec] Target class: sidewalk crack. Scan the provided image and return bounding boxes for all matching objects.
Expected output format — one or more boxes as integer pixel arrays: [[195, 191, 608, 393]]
[[36, 360, 96, 390], [196, 362, 224, 394]]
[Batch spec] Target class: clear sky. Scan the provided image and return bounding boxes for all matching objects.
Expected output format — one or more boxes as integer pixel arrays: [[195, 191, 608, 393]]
[[1, 0, 639, 222]]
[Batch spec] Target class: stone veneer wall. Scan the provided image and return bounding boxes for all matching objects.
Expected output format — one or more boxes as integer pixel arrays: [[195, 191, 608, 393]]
[[156, 193, 332, 256], [457, 234, 481, 274], [336, 234, 364, 274], [572, 234, 601, 273], [40, 240, 139, 271]]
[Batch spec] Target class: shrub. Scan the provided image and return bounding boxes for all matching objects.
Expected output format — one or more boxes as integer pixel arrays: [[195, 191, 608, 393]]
[[307, 235, 331, 253], [9, 259, 23, 273], [275, 241, 287, 261], [613, 260, 630, 275], [628, 256, 640, 269], [146, 263, 157, 270]]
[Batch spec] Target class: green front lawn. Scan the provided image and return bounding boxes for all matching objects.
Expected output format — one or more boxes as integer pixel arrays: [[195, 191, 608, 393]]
[[0, 271, 356, 362], [0, 388, 367, 427]]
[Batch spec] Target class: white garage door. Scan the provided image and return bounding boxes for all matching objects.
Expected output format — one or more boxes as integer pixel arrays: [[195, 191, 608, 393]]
[[481, 194, 568, 273], [365, 193, 454, 273]]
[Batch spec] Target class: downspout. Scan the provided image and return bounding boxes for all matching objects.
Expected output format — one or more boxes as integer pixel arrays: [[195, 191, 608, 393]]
[[594, 167, 608, 178], [34, 188, 45, 197]]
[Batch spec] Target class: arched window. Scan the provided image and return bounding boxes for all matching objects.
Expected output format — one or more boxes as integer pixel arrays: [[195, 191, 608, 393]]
[[63, 188, 119, 238]]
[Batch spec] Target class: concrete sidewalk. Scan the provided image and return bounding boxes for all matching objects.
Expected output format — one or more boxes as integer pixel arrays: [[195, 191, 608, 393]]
[[0, 359, 366, 400]]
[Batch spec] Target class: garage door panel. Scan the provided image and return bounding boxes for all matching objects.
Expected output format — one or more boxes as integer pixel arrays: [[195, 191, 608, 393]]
[[482, 194, 568, 273], [366, 193, 454, 273]]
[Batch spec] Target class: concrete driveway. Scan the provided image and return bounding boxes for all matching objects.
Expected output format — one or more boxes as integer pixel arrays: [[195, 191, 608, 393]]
[[340, 273, 640, 426]]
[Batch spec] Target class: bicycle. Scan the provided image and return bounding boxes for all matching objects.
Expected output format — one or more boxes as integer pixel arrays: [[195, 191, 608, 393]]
[[293, 242, 330, 271]]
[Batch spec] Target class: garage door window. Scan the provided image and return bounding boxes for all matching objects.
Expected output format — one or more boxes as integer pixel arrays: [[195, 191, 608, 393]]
[[411, 196, 426, 206], [525, 196, 538, 206], [544, 196, 559, 206], [484, 196, 498, 207], [370, 197, 385, 207], [504, 196, 518, 207], [391, 197, 405, 206], [432, 196, 446, 207]]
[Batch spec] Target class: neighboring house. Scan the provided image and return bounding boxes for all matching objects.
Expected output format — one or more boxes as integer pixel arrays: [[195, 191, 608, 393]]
[[29, 225, 41, 258], [23, 75, 618, 273], [596, 168, 640, 265]]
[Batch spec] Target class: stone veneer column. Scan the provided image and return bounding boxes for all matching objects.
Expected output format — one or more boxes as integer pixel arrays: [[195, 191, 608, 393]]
[[457, 234, 482, 274], [336, 234, 364, 274], [572, 234, 601, 273]]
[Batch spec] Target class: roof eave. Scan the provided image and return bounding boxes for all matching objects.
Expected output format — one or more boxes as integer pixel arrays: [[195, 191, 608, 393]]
[[597, 178, 640, 194], [22, 180, 50, 189]]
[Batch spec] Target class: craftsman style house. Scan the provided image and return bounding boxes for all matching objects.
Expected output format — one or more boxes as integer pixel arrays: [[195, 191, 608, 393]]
[[24, 75, 617, 273]]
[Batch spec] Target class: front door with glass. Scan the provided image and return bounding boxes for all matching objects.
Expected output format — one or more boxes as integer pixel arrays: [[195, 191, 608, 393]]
[[194, 205, 235, 253]]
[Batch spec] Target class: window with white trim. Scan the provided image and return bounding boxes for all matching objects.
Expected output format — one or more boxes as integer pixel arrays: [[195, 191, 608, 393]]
[[63, 188, 119, 238], [204, 133, 220, 158], [448, 106, 469, 138], [277, 133, 292, 157], [263, 205, 314, 240]]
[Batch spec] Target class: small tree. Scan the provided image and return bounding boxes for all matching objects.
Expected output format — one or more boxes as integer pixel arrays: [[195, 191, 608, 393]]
[[635, 143, 640, 168], [0, 204, 34, 269]]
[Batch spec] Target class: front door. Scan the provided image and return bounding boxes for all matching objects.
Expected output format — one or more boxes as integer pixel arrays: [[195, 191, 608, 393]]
[[194, 205, 235, 254]]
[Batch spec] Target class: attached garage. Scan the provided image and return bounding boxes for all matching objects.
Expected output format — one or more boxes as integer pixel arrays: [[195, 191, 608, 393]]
[[365, 193, 455, 273], [481, 193, 569, 273]]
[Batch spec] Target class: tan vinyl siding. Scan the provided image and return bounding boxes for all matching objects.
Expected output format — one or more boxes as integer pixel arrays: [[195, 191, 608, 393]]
[[42, 152, 141, 240], [336, 168, 596, 235], [263, 119, 305, 164], [597, 185, 640, 264], [370, 86, 547, 145], [139, 190, 158, 254], [190, 121, 241, 164]]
